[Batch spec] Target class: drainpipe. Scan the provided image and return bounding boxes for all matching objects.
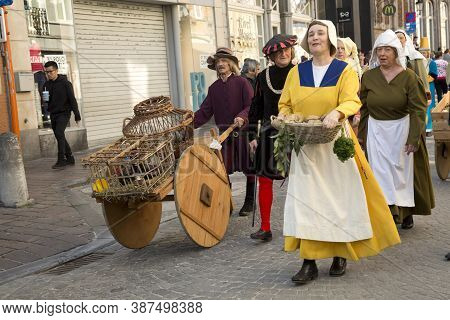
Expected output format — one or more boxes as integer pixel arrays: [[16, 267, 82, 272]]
[[263, 0, 272, 42], [2, 7, 20, 139], [171, 5, 185, 108]]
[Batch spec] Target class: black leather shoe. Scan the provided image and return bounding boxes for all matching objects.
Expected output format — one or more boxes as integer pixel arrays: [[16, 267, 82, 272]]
[[52, 161, 67, 169], [238, 200, 254, 216], [66, 155, 75, 165], [329, 257, 347, 277], [401, 215, 414, 229], [292, 260, 318, 284], [250, 229, 272, 241]]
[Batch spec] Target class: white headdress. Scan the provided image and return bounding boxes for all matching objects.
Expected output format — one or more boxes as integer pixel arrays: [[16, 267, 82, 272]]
[[337, 37, 362, 78], [394, 29, 426, 61], [300, 20, 337, 55], [369, 29, 406, 70]]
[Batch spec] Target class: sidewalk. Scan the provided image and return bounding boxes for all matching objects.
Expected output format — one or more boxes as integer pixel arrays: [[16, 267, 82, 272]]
[[0, 150, 104, 273], [0, 145, 249, 281]]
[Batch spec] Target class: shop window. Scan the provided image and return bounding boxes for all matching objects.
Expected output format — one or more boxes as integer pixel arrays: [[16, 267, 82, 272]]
[[179, 5, 217, 111], [26, 1, 82, 130]]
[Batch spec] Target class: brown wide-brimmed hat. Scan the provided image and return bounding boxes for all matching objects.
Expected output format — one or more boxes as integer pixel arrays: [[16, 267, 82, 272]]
[[207, 47, 239, 70]]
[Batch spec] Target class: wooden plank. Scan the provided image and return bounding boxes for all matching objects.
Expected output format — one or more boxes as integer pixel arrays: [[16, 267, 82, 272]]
[[433, 93, 449, 113], [179, 208, 221, 242], [189, 149, 229, 185]]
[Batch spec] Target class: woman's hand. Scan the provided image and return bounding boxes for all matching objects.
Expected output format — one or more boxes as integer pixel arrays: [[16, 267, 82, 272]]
[[405, 144, 418, 155], [322, 110, 343, 129], [249, 139, 258, 154], [234, 117, 245, 128]]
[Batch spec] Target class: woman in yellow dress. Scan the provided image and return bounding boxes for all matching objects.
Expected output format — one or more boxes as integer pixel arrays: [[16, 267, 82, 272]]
[[279, 20, 401, 284]]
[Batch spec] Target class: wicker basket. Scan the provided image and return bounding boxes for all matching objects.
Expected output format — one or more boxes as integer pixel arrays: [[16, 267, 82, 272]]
[[133, 96, 174, 116], [271, 115, 342, 145], [123, 99, 194, 159], [82, 136, 175, 201]]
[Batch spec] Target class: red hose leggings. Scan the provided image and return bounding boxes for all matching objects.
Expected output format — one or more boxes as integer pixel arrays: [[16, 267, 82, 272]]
[[258, 176, 273, 232]]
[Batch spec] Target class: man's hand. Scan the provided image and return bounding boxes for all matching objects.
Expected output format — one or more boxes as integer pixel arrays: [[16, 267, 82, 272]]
[[405, 144, 418, 155], [234, 117, 245, 128], [249, 139, 258, 154], [322, 110, 343, 129]]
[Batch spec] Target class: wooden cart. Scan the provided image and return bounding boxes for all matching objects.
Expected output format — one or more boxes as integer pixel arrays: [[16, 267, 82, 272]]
[[431, 93, 449, 180], [84, 123, 238, 249]]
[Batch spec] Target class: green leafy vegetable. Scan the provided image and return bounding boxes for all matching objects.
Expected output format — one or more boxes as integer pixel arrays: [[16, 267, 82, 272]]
[[272, 126, 303, 177], [333, 128, 355, 162]]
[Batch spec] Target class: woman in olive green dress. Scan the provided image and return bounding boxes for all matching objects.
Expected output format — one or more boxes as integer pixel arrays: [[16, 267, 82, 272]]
[[395, 29, 430, 97], [358, 30, 435, 229]]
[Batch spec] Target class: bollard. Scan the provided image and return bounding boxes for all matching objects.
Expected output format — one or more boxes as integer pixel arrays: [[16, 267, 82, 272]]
[[0, 132, 33, 207]]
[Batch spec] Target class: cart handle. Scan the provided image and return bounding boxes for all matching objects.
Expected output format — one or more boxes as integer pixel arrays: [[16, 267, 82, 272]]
[[219, 122, 239, 143]]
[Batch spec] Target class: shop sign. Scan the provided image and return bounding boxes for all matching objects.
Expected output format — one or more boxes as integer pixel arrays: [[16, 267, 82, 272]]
[[229, 10, 259, 61], [337, 8, 352, 23], [199, 54, 209, 69], [382, 4, 396, 16], [43, 54, 68, 74]]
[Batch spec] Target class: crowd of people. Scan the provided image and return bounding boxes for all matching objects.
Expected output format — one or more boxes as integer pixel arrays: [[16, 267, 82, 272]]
[[193, 19, 446, 284]]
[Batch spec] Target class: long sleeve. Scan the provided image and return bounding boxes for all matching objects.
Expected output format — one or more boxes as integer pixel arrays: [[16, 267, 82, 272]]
[[278, 67, 295, 115], [236, 78, 253, 125], [335, 67, 362, 118], [248, 76, 264, 140], [406, 73, 427, 148], [194, 91, 214, 129], [413, 59, 430, 93], [66, 81, 81, 122], [357, 73, 369, 145]]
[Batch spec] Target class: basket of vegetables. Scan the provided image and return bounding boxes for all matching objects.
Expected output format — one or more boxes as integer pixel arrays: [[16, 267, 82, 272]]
[[271, 114, 355, 177], [271, 114, 342, 145]]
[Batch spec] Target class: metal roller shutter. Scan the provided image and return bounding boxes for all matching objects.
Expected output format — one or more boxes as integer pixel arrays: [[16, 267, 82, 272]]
[[73, 0, 170, 145]]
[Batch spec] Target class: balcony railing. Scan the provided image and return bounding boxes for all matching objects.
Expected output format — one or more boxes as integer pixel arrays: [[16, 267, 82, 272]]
[[25, 7, 50, 36]]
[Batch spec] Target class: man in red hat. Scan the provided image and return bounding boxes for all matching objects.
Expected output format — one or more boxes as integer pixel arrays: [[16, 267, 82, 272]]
[[248, 34, 298, 241], [194, 47, 255, 216]]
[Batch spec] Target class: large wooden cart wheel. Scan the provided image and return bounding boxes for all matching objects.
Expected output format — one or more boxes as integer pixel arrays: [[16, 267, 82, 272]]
[[174, 144, 231, 248], [103, 200, 162, 249], [435, 141, 450, 180]]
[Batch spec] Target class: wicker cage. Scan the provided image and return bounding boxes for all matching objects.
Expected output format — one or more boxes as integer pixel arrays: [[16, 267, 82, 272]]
[[123, 103, 194, 159], [82, 136, 175, 201], [271, 116, 342, 144]]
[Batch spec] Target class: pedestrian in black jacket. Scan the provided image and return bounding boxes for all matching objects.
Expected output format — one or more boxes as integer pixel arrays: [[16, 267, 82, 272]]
[[43, 61, 81, 169]]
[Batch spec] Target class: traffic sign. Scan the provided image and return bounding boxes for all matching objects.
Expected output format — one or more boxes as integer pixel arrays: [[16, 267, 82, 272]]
[[405, 22, 416, 34], [382, 4, 396, 16], [405, 12, 416, 23], [0, 0, 13, 6]]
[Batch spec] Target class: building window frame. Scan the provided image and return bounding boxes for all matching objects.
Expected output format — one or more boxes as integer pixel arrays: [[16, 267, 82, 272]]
[[440, 1, 449, 49]]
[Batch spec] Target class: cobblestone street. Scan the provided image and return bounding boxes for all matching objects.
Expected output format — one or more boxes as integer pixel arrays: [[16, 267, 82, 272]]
[[0, 140, 448, 300]]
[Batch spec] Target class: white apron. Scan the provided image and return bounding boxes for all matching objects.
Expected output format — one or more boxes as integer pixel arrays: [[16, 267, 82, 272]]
[[283, 123, 373, 242], [367, 115, 414, 207]]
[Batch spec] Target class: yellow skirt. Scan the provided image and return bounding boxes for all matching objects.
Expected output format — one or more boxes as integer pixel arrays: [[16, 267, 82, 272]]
[[285, 128, 401, 261]]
